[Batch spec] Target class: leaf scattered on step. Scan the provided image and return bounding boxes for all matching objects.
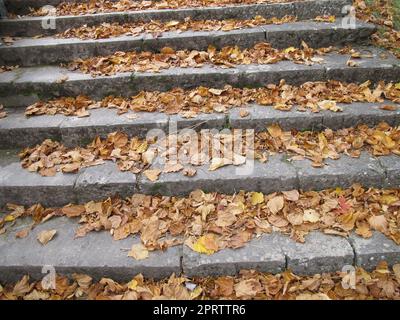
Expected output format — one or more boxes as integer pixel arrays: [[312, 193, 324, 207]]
[[143, 169, 161, 181], [16, 227, 31, 239], [191, 234, 218, 255], [37, 229, 57, 245], [128, 243, 149, 260]]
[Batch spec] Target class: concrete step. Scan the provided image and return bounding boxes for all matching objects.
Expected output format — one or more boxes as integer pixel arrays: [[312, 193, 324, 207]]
[[0, 147, 399, 206], [1, 101, 400, 149], [1, 46, 399, 107], [1, 215, 399, 282], [1, 0, 352, 36], [0, 19, 375, 67]]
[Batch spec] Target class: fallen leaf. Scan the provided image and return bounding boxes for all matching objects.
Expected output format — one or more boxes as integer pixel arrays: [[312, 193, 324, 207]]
[[267, 196, 284, 214], [250, 192, 264, 206], [37, 229, 57, 245], [368, 215, 388, 233], [143, 169, 161, 182], [303, 209, 320, 223], [192, 234, 218, 255], [128, 243, 149, 260]]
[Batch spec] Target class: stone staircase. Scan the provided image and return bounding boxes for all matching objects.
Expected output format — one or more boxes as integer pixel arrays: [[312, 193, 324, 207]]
[[0, 0, 399, 284]]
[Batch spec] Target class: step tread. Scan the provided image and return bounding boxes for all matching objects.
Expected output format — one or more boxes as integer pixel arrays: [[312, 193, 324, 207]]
[[0, 150, 399, 206], [1, 0, 352, 36], [0, 19, 375, 66], [1, 19, 373, 47], [0, 215, 398, 282], [1, 46, 399, 106], [1, 101, 400, 148]]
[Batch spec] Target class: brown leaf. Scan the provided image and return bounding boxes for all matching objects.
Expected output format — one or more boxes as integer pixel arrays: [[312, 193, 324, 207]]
[[61, 205, 85, 217]]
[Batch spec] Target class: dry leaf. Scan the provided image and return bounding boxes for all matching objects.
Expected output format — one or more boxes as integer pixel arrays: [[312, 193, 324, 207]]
[[143, 169, 161, 182], [128, 243, 149, 260], [37, 229, 57, 245], [267, 196, 284, 214]]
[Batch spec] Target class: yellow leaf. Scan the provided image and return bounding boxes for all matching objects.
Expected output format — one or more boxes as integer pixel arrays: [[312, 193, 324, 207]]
[[192, 234, 218, 255], [4, 214, 15, 222], [284, 47, 296, 53], [250, 192, 264, 205], [127, 279, 138, 290], [334, 187, 344, 196], [395, 82, 400, 90], [380, 195, 399, 205], [190, 286, 203, 299]]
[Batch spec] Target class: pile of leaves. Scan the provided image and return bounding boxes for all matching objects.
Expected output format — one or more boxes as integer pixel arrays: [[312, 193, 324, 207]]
[[57, 15, 296, 40], [18, 122, 400, 179], [27, 0, 303, 17], [355, 0, 400, 58], [66, 42, 330, 76], [2, 179, 400, 255], [1, 262, 400, 300], [25, 80, 400, 117]]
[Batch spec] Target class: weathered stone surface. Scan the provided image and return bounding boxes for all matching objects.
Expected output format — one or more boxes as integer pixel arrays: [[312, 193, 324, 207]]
[[0, 216, 182, 283], [293, 0, 351, 20], [263, 19, 374, 49], [0, 108, 63, 148], [75, 162, 137, 203], [182, 233, 286, 277], [229, 104, 326, 132], [281, 232, 354, 275], [1, 0, 351, 36], [1, 48, 399, 106], [169, 112, 227, 132], [0, 35, 144, 66], [378, 155, 400, 189], [349, 232, 400, 271], [293, 153, 386, 191], [139, 155, 298, 195], [0, 162, 77, 207], [142, 27, 266, 53], [325, 48, 400, 84], [60, 109, 169, 146]]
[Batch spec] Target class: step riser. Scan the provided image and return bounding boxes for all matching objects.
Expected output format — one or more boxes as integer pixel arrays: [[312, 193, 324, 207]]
[[0, 152, 399, 207], [0, 22, 375, 67], [1, 102, 399, 149], [1, 0, 352, 36], [1, 55, 399, 107], [4, 0, 81, 15]]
